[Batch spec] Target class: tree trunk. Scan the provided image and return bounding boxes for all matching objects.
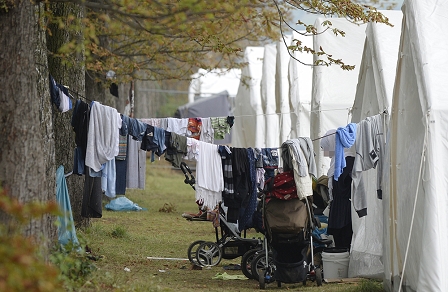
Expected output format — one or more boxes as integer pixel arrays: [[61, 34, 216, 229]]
[[0, 1, 55, 252], [46, 2, 89, 229], [36, 3, 58, 250]]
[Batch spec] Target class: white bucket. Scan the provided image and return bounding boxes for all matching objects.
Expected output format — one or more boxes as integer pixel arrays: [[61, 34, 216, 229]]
[[322, 250, 349, 279]]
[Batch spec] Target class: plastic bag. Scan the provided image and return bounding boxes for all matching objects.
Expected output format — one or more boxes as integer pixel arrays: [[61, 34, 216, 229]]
[[105, 197, 144, 211]]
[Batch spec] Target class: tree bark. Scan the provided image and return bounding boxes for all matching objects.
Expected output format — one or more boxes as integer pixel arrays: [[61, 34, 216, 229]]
[[0, 0, 55, 252], [36, 3, 58, 251], [46, 2, 89, 229]]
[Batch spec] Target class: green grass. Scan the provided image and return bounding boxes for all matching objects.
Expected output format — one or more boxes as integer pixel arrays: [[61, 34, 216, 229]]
[[79, 159, 384, 291]]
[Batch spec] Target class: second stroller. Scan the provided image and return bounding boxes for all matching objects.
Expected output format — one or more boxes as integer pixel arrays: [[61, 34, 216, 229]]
[[252, 170, 329, 289]]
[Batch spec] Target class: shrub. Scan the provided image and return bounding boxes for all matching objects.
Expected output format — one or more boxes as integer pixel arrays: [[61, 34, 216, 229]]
[[0, 188, 63, 292]]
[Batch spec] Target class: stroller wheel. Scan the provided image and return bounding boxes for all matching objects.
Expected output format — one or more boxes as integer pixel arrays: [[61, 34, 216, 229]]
[[196, 241, 222, 267], [315, 267, 323, 286], [259, 271, 266, 289], [241, 248, 260, 279], [250, 251, 273, 282], [187, 240, 205, 265]]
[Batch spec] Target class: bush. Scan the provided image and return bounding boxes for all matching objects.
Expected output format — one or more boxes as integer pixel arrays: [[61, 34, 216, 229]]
[[49, 242, 97, 290], [0, 188, 63, 292]]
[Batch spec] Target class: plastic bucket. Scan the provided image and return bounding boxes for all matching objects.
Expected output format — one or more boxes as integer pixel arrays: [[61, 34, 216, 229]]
[[321, 249, 349, 279]]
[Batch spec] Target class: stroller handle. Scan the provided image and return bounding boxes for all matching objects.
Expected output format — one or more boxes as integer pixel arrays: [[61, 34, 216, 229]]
[[180, 162, 196, 189]]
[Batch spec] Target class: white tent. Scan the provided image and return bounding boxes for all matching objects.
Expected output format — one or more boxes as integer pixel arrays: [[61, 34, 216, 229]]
[[232, 47, 265, 148], [288, 31, 313, 138], [311, 18, 367, 177], [383, 0, 448, 291], [261, 43, 279, 148], [276, 35, 292, 143], [349, 10, 403, 279], [188, 68, 241, 103]]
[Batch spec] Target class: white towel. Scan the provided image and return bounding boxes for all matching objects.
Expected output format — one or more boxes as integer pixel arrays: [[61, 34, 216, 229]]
[[85, 102, 121, 172], [195, 141, 223, 209]]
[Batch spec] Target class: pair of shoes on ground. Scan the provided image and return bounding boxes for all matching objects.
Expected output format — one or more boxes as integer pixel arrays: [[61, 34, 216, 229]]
[[182, 210, 207, 219]]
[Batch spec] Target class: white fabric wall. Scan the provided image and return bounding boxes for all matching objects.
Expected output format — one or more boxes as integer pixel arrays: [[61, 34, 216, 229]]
[[311, 18, 366, 177], [288, 31, 313, 138], [232, 47, 265, 148], [349, 10, 402, 280], [276, 35, 292, 143], [384, 1, 448, 291], [261, 44, 279, 148]]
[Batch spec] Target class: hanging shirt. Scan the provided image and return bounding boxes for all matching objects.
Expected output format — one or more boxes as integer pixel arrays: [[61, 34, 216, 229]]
[[89, 160, 117, 198], [218, 145, 234, 196], [187, 118, 202, 140], [200, 117, 214, 143], [351, 114, 384, 217], [211, 117, 231, 140], [71, 99, 90, 154], [166, 118, 189, 136], [141, 125, 166, 162], [185, 137, 200, 161], [320, 129, 336, 200], [126, 136, 146, 189], [238, 148, 258, 231], [282, 139, 314, 199], [164, 132, 187, 168], [140, 118, 163, 129]]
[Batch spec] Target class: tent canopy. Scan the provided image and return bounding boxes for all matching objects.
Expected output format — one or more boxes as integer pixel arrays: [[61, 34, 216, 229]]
[[383, 1, 448, 291], [232, 46, 265, 148], [349, 10, 403, 280], [311, 17, 367, 177], [175, 90, 231, 119]]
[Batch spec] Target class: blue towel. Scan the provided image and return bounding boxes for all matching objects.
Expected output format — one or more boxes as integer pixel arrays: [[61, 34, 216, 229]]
[[56, 165, 79, 247], [334, 123, 357, 181]]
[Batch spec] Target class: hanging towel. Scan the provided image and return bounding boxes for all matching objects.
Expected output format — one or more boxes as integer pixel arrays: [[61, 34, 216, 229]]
[[195, 141, 224, 210], [56, 165, 79, 246], [85, 102, 122, 172], [334, 123, 357, 181]]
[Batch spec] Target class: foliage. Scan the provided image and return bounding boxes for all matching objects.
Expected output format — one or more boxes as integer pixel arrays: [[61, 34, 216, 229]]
[[0, 188, 97, 291], [42, 0, 286, 82], [0, 0, 15, 12], [40, 0, 395, 82], [49, 241, 97, 290], [282, 0, 394, 70], [0, 188, 63, 292]]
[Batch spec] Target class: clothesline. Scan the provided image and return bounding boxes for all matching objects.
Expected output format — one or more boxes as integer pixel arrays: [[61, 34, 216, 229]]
[[47, 74, 382, 148], [233, 107, 352, 118], [65, 87, 93, 103]]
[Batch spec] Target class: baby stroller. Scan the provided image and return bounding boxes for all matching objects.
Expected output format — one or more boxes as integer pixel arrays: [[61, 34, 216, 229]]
[[248, 170, 332, 289], [180, 162, 261, 267]]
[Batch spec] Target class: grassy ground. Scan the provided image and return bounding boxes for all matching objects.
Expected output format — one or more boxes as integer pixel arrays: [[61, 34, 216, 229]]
[[79, 159, 384, 292]]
